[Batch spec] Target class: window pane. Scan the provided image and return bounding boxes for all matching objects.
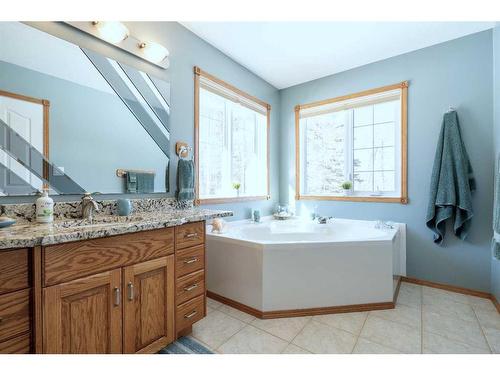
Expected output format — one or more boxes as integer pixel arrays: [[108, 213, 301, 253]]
[[200, 89, 225, 121], [353, 148, 373, 172], [353, 125, 373, 149], [374, 146, 395, 171], [353, 105, 373, 127], [230, 106, 267, 197], [199, 116, 226, 197], [298, 88, 402, 199], [353, 172, 373, 191], [198, 86, 267, 199], [374, 100, 397, 124], [374, 171, 395, 191], [374, 122, 395, 147], [303, 112, 346, 195]]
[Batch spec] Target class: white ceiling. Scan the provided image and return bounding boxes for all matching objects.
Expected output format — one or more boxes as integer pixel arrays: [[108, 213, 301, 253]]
[[181, 22, 495, 89]]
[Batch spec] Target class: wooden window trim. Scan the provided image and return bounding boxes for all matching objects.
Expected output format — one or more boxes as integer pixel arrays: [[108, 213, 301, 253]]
[[0, 89, 50, 183], [193, 66, 271, 205], [295, 81, 409, 204]]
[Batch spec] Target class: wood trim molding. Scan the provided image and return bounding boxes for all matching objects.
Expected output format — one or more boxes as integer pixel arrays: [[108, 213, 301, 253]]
[[298, 81, 408, 110], [194, 68, 200, 206], [207, 291, 394, 319], [492, 295, 500, 314], [401, 276, 491, 299], [400, 83, 408, 204], [295, 81, 409, 204], [0, 89, 50, 183], [297, 195, 405, 203], [198, 195, 269, 205], [194, 66, 270, 109], [294, 105, 300, 200], [193, 66, 271, 205]]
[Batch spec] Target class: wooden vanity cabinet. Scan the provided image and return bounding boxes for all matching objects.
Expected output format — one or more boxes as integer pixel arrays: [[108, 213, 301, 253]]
[[0, 221, 207, 354], [0, 248, 32, 354], [123, 256, 175, 354], [43, 269, 123, 354]]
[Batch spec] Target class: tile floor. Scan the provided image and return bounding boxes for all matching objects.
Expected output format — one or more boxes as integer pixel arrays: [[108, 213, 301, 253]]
[[189, 282, 500, 354]]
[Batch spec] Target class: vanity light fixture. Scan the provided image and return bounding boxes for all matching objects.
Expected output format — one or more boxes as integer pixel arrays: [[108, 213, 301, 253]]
[[138, 41, 169, 64], [92, 21, 129, 44], [65, 22, 170, 69]]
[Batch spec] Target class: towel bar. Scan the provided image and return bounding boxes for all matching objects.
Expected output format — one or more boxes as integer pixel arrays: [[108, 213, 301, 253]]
[[116, 169, 156, 177]]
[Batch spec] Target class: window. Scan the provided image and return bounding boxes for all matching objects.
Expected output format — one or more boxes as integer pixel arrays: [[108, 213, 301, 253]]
[[295, 82, 408, 203], [194, 67, 270, 204]]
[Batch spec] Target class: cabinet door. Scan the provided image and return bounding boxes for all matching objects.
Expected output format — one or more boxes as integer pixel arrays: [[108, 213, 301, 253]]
[[43, 269, 122, 354], [123, 256, 175, 353]]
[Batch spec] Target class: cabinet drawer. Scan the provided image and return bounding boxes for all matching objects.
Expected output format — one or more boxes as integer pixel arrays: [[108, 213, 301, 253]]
[[175, 222, 204, 250], [176, 270, 205, 306], [0, 249, 30, 295], [176, 294, 204, 333], [175, 245, 204, 278], [0, 332, 31, 354], [0, 289, 31, 342], [44, 228, 174, 286]]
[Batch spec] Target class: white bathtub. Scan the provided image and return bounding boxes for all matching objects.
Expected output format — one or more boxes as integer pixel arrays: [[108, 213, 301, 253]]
[[206, 217, 406, 314]]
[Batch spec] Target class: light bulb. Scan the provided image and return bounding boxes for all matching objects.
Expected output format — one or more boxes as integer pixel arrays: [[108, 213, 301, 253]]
[[139, 41, 169, 63], [93, 21, 129, 44]]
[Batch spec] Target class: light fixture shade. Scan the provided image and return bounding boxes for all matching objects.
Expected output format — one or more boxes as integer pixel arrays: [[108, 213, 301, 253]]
[[94, 21, 129, 44], [139, 41, 169, 64]]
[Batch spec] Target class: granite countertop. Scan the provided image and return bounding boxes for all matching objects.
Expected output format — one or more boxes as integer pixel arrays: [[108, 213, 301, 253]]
[[0, 208, 233, 250]]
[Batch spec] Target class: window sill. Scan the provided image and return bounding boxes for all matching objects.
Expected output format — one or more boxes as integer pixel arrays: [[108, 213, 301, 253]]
[[296, 195, 408, 204], [197, 195, 270, 205]]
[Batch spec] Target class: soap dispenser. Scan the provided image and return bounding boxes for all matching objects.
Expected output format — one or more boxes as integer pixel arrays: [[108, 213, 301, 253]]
[[36, 188, 54, 223]]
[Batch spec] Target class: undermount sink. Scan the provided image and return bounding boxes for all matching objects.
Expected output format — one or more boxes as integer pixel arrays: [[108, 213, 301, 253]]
[[53, 215, 147, 229]]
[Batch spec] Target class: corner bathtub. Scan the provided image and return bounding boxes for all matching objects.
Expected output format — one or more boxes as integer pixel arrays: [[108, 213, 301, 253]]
[[206, 217, 406, 316]]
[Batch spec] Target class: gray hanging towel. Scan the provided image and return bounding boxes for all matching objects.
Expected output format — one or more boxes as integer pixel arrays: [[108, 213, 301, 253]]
[[126, 171, 137, 193], [492, 154, 500, 259], [425, 110, 476, 245], [176, 159, 195, 201]]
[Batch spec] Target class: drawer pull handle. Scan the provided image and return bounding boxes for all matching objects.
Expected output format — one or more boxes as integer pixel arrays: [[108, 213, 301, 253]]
[[185, 233, 198, 239], [184, 257, 199, 264], [183, 283, 199, 292], [127, 282, 134, 301], [184, 310, 198, 319], [113, 287, 121, 306]]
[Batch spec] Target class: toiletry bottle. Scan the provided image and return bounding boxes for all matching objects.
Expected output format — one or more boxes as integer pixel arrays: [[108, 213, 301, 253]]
[[36, 189, 54, 223]]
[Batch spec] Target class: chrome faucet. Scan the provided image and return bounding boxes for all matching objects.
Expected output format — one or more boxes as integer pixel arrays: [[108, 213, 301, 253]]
[[81, 193, 99, 221]]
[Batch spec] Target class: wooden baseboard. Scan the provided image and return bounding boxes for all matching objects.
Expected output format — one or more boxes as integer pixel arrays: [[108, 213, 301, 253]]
[[493, 295, 500, 314], [400, 276, 491, 299], [207, 291, 394, 319]]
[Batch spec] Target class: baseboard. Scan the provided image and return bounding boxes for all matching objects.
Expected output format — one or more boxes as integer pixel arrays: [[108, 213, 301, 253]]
[[493, 295, 500, 314], [207, 291, 394, 319], [207, 291, 263, 318], [400, 276, 491, 299]]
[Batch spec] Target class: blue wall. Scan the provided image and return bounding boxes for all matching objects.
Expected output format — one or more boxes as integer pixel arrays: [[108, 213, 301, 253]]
[[492, 26, 500, 301], [6, 22, 281, 220], [279, 31, 494, 292]]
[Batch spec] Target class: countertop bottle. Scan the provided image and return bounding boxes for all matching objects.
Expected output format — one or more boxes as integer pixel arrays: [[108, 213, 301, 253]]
[[36, 189, 54, 223]]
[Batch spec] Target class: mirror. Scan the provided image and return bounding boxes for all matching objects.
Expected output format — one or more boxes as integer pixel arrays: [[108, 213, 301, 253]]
[[0, 22, 171, 196]]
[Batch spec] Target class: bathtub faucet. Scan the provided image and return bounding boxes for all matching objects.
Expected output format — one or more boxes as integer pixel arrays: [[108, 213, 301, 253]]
[[316, 216, 333, 224]]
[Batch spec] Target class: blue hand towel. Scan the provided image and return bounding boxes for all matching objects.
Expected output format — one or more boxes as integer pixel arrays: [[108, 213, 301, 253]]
[[425, 111, 475, 245], [176, 159, 195, 201]]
